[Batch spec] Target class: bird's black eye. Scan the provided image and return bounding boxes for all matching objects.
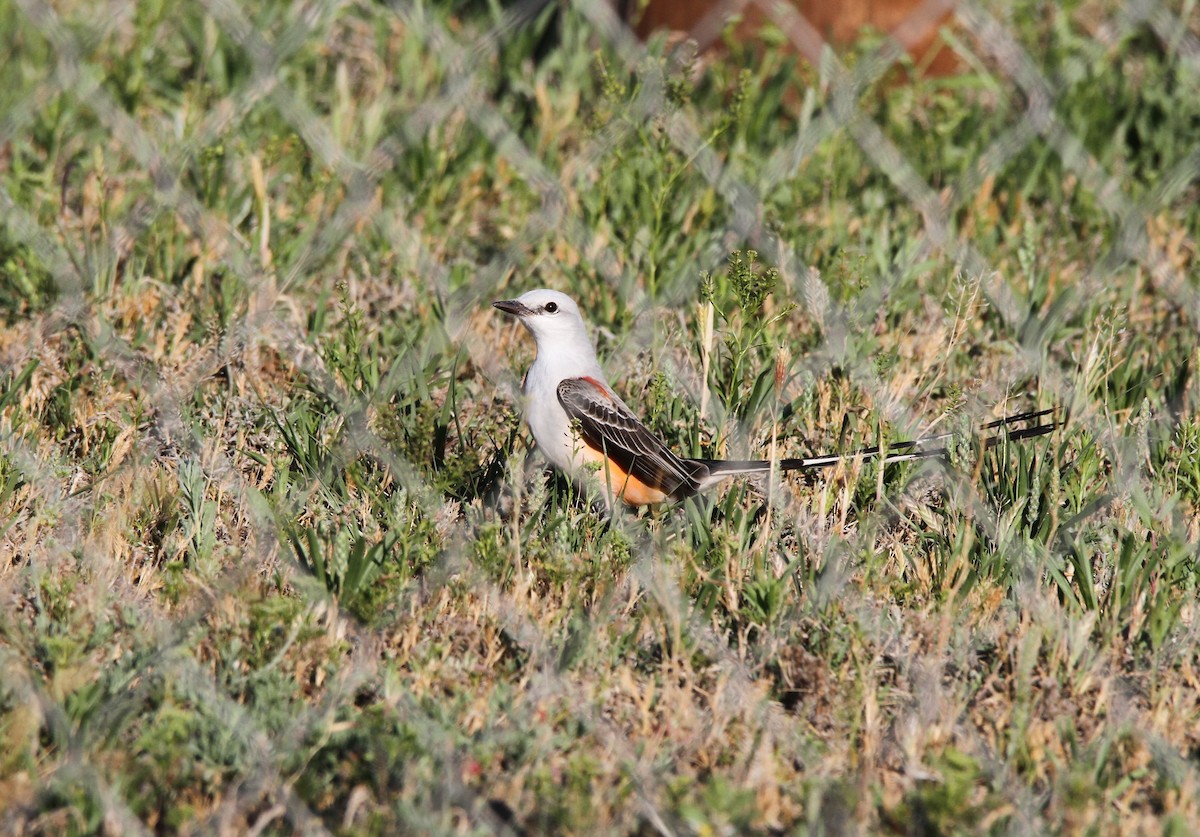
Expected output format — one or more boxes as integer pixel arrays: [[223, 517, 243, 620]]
[[544, 302, 558, 313]]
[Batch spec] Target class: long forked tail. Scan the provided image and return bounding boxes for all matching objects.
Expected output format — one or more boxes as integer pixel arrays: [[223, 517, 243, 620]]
[[701, 409, 1058, 479]]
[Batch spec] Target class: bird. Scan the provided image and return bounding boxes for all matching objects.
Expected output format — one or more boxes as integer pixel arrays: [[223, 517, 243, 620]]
[[492, 288, 1056, 507]]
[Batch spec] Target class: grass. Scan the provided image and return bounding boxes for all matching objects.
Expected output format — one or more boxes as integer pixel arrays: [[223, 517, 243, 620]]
[[1, 0, 1199, 832]]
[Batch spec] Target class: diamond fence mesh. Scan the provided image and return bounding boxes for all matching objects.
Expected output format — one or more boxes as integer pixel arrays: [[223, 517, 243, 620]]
[[1, 0, 1199, 832]]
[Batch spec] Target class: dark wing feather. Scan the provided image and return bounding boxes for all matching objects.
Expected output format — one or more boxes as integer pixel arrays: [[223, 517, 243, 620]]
[[557, 378, 706, 499]]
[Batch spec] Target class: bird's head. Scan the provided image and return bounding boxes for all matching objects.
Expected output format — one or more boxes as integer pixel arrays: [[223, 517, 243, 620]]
[[492, 289, 589, 347]]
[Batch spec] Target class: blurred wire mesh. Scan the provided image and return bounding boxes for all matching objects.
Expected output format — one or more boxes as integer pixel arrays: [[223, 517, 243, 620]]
[[1, 0, 1198, 831]]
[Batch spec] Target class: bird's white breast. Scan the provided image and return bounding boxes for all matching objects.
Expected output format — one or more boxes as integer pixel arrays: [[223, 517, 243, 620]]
[[522, 362, 590, 474]]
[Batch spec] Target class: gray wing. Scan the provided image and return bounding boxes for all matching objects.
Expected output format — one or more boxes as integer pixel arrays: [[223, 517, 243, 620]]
[[556, 377, 706, 500]]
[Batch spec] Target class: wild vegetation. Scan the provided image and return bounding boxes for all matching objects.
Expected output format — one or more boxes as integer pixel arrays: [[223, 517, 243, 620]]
[[1, 0, 1199, 832]]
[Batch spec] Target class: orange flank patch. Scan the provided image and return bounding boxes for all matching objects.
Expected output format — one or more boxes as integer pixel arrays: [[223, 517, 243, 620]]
[[579, 443, 668, 506]]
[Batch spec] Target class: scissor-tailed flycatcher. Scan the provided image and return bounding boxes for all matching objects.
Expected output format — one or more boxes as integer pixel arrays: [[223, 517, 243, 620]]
[[493, 288, 1055, 506]]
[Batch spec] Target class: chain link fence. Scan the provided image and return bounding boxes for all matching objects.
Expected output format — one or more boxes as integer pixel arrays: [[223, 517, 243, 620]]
[[1, 0, 1199, 831]]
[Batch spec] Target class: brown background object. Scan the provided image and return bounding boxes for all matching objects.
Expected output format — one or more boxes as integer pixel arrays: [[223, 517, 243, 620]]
[[618, 0, 961, 76]]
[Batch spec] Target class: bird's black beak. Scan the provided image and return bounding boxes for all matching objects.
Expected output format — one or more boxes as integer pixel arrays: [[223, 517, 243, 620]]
[[492, 299, 532, 317]]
